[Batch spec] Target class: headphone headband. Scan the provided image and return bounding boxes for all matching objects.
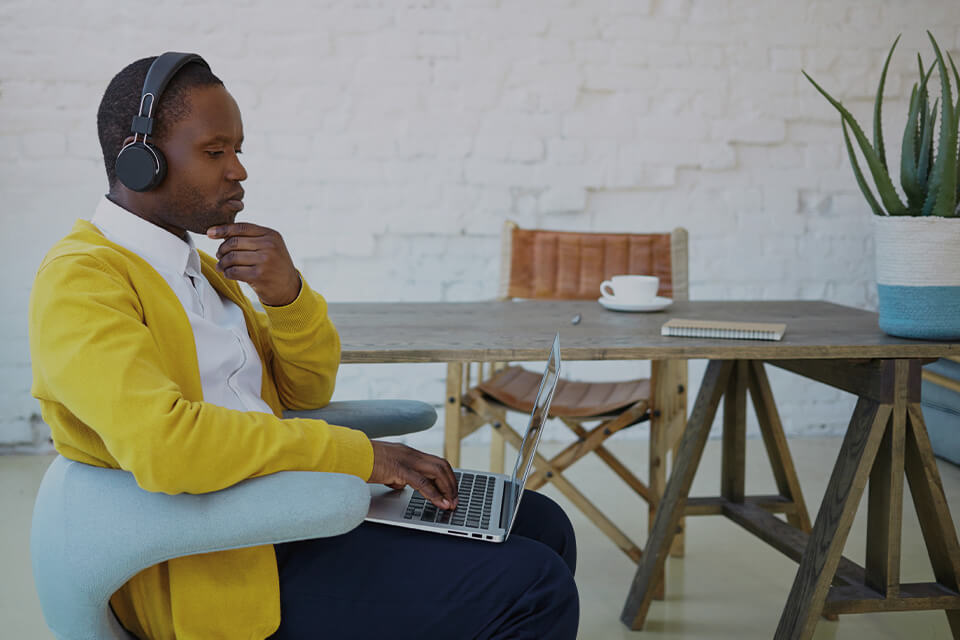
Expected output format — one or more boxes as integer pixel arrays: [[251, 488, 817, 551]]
[[116, 51, 210, 192], [130, 52, 209, 137]]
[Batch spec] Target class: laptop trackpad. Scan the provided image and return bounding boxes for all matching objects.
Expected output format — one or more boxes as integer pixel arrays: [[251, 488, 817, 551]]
[[367, 485, 412, 518]]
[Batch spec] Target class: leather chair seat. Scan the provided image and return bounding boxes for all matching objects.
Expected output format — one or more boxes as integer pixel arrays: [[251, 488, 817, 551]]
[[476, 365, 651, 418]]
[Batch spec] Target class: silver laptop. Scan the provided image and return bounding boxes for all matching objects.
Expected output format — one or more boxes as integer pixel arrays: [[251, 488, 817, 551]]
[[366, 334, 561, 543]]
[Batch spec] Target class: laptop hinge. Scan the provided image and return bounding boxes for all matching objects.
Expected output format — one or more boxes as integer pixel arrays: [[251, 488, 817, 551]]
[[499, 480, 515, 531]]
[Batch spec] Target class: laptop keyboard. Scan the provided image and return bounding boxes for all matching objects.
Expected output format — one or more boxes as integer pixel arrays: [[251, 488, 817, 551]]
[[403, 472, 494, 529]]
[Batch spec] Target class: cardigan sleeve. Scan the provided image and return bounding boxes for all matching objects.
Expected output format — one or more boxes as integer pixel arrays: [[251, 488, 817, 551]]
[[252, 274, 342, 411], [29, 254, 373, 494]]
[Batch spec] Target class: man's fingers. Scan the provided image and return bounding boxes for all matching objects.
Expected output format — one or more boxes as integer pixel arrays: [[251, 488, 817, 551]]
[[218, 249, 266, 270], [217, 252, 265, 281], [207, 222, 270, 239], [410, 473, 451, 510], [404, 451, 457, 507], [215, 235, 272, 259], [368, 441, 459, 509], [219, 264, 261, 282], [422, 458, 458, 506]]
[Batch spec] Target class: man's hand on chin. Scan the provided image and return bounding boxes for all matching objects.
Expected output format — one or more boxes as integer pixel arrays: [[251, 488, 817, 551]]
[[207, 222, 302, 306]]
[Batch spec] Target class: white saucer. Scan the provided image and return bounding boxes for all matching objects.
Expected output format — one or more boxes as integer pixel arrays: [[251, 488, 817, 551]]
[[598, 296, 673, 312]]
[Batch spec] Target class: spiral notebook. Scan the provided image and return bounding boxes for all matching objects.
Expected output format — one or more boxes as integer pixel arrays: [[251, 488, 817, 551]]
[[661, 318, 787, 341]]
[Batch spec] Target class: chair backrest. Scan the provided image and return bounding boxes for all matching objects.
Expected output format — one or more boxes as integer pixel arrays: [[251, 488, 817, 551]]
[[497, 221, 689, 302], [31, 456, 369, 640]]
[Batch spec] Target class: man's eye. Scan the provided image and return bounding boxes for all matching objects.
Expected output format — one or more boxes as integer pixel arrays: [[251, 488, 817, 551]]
[[236, 148, 243, 155], [206, 150, 224, 157]]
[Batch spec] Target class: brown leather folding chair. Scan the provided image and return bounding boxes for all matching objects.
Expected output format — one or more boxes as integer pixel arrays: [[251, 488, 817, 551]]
[[443, 221, 690, 567]]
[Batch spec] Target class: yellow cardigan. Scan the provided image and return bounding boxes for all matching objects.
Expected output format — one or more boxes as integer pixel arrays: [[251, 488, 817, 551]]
[[29, 220, 374, 640]]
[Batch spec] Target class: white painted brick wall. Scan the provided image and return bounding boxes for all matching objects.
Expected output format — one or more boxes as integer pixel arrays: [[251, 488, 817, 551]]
[[2, 1, 959, 452]]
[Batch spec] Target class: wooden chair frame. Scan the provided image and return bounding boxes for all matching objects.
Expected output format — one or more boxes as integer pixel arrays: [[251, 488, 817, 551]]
[[443, 221, 691, 568]]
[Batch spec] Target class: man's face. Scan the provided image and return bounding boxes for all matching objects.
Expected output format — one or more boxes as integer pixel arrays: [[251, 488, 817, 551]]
[[151, 85, 247, 236]]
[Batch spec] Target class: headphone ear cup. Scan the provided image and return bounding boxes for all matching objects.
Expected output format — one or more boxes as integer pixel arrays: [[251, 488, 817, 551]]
[[151, 143, 167, 188], [115, 141, 166, 192]]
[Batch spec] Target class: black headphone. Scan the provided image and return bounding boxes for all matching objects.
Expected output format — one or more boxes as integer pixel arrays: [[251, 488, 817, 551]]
[[114, 52, 210, 192]]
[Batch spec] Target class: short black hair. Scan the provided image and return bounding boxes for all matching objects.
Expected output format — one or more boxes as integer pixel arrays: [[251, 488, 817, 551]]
[[97, 56, 223, 189]]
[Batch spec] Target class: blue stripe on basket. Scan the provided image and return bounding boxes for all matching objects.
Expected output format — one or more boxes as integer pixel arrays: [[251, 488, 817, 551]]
[[877, 284, 960, 340]]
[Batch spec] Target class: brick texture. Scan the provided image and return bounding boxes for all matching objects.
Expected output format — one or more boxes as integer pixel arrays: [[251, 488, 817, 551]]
[[2, 1, 958, 450]]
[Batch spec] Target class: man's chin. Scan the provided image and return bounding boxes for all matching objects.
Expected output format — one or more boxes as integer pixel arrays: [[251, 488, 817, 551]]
[[196, 212, 237, 235]]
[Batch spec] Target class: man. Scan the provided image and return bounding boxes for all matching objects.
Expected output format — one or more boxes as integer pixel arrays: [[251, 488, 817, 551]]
[[29, 54, 579, 639]]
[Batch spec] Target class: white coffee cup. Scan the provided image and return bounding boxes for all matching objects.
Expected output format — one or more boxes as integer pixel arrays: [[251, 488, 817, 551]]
[[600, 275, 659, 303]]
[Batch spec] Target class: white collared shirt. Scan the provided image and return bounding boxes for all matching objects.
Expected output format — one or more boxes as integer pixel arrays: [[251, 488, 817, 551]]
[[91, 196, 274, 414]]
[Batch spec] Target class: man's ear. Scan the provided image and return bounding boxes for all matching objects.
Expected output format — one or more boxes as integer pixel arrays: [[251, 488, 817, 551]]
[[120, 135, 136, 147]]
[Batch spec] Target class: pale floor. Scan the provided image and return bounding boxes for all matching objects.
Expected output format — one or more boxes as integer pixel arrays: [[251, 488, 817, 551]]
[[2, 437, 959, 639]]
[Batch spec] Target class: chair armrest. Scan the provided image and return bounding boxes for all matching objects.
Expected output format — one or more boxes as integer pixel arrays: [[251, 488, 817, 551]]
[[284, 399, 437, 439], [32, 456, 369, 639]]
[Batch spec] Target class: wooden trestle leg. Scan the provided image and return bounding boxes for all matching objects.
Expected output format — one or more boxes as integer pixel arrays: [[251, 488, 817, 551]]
[[775, 360, 960, 640], [621, 360, 733, 628], [622, 360, 819, 631]]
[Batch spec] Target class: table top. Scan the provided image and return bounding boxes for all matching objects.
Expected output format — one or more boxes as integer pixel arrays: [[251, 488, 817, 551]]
[[327, 300, 960, 363]]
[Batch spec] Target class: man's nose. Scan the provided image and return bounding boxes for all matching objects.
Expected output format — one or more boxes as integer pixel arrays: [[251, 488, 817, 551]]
[[228, 153, 247, 181]]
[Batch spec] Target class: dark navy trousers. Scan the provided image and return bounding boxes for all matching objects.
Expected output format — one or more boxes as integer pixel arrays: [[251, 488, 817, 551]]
[[268, 491, 579, 640]]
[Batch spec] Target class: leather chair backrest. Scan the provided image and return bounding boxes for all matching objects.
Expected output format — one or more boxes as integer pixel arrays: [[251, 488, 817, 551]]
[[500, 223, 688, 302]]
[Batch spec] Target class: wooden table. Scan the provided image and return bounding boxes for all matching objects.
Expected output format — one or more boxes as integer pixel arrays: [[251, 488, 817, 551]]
[[328, 299, 960, 639]]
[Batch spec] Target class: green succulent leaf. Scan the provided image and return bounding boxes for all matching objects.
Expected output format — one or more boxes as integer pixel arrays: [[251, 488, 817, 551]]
[[918, 55, 926, 147], [807, 35, 960, 218], [917, 56, 936, 157], [843, 119, 886, 215], [954, 105, 960, 209], [901, 85, 923, 211], [950, 50, 960, 206], [873, 35, 900, 171], [803, 70, 908, 215], [918, 100, 938, 189], [923, 32, 957, 217], [949, 50, 960, 112], [905, 57, 938, 206]]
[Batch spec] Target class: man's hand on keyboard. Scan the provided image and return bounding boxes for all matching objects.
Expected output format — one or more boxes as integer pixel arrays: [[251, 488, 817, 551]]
[[369, 441, 459, 510]]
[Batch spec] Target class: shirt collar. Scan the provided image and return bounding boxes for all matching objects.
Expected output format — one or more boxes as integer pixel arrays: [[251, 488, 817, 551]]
[[91, 196, 201, 278]]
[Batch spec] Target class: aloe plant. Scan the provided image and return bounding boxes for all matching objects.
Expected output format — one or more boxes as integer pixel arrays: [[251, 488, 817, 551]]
[[804, 32, 960, 217]]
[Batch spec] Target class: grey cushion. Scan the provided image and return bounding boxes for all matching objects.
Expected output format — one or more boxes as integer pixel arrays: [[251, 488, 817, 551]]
[[921, 359, 960, 467], [32, 457, 369, 640], [284, 400, 437, 439], [32, 400, 437, 639]]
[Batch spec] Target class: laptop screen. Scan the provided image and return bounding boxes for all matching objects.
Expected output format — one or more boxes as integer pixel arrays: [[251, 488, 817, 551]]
[[504, 333, 561, 534]]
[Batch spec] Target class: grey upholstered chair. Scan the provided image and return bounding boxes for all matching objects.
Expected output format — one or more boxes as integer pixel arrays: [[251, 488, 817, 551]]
[[31, 400, 437, 640]]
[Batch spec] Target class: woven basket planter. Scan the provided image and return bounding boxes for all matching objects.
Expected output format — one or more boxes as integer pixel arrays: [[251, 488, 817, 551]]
[[875, 215, 960, 340]]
